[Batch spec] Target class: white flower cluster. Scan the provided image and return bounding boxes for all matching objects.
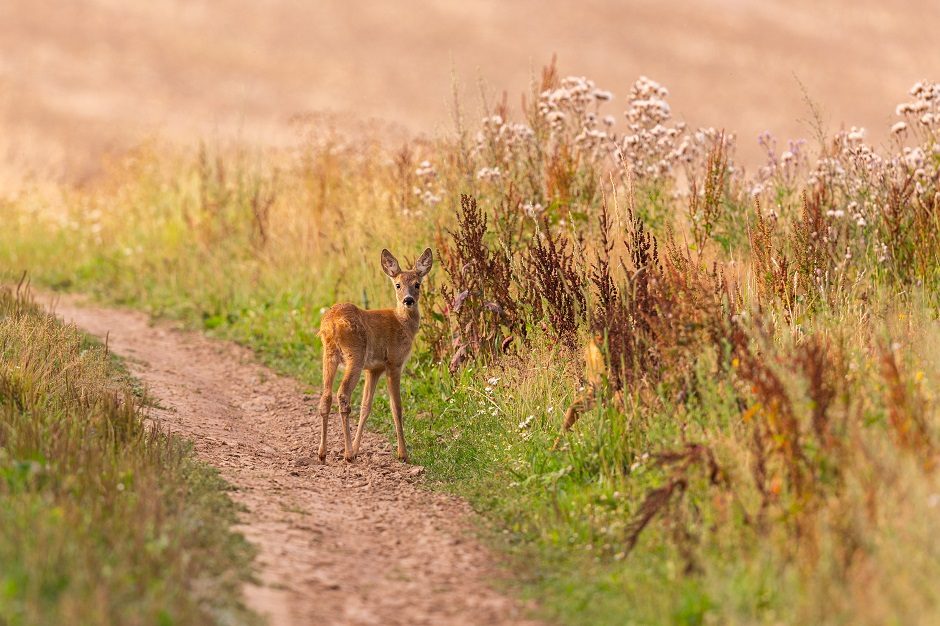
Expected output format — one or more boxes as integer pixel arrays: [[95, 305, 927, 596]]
[[469, 74, 740, 211], [412, 159, 442, 208], [618, 77, 737, 182], [895, 80, 940, 135], [472, 114, 536, 182], [476, 166, 502, 182], [753, 132, 808, 196], [522, 201, 545, 218]]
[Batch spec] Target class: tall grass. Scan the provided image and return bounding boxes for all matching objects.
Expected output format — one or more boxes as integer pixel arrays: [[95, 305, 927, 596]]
[[0, 283, 257, 625], [2, 64, 939, 624]]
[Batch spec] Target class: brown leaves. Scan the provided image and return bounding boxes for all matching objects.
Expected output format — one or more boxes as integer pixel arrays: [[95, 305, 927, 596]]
[[436, 194, 523, 369], [624, 444, 728, 566]]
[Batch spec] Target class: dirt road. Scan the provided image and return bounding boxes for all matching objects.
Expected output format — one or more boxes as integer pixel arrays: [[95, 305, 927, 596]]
[[48, 294, 538, 626]]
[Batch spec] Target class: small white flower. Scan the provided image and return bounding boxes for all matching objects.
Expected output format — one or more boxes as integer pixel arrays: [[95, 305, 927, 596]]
[[522, 202, 544, 218], [847, 127, 866, 142]]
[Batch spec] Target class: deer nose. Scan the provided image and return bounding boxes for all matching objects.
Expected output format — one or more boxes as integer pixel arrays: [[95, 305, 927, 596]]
[[403, 296, 415, 307]]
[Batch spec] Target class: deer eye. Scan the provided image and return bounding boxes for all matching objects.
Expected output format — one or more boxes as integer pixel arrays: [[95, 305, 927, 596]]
[[414, 284, 420, 290], [395, 283, 401, 289]]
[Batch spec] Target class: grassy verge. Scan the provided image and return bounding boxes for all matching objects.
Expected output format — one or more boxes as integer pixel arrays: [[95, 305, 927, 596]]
[[3, 69, 940, 624], [0, 285, 258, 626]]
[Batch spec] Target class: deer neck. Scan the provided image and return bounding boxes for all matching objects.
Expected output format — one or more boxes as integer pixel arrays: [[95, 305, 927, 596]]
[[395, 304, 420, 336]]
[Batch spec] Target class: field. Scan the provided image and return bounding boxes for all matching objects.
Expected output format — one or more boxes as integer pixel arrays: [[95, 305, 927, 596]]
[[2, 57, 939, 624]]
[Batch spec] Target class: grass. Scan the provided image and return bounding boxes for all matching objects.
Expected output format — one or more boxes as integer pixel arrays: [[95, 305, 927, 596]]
[[2, 67, 940, 624], [0, 284, 258, 626]]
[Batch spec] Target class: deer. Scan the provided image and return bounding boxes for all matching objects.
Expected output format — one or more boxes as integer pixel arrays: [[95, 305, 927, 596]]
[[316, 248, 433, 463]]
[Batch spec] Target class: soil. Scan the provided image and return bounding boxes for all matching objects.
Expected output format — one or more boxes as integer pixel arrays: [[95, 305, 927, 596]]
[[48, 294, 539, 626]]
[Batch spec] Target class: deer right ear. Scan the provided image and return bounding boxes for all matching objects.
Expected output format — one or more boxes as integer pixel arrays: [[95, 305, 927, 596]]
[[381, 249, 401, 278]]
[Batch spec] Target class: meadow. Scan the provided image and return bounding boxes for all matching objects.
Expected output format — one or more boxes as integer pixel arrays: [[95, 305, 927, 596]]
[[2, 64, 939, 624]]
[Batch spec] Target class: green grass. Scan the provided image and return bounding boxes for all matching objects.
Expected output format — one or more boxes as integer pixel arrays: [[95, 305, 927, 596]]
[[2, 121, 940, 625], [0, 285, 258, 626]]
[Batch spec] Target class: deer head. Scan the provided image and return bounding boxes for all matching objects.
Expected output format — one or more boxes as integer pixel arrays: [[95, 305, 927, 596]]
[[381, 248, 433, 311]]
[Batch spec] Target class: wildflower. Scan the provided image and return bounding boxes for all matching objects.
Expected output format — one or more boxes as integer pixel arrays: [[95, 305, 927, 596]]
[[476, 166, 502, 182], [517, 415, 535, 430], [415, 160, 436, 178], [487, 376, 500, 386], [847, 127, 866, 142], [891, 121, 908, 134], [522, 202, 544, 218], [878, 242, 889, 263]]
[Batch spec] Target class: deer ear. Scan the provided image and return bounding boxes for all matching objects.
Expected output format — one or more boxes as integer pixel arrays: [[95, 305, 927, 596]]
[[381, 249, 401, 278], [414, 247, 433, 276]]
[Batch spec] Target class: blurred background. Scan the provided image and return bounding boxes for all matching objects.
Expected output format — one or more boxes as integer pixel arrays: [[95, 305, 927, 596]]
[[2, 0, 939, 185]]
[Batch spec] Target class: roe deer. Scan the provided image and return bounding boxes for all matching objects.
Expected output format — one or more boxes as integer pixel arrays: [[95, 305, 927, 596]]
[[316, 248, 433, 463]]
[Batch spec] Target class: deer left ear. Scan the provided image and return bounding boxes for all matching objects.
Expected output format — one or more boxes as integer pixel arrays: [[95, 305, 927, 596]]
[[414, 248, 433, 277]]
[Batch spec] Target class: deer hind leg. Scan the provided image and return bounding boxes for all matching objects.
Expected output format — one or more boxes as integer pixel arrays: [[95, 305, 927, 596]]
[[337, 354, 363, 462], [351, 368, 381, 459], [318, 349, 340, 462], [386, 368, 408, 462]]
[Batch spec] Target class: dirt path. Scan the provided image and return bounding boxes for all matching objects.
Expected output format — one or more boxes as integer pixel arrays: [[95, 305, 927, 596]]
[[48, 294, 538, 626]]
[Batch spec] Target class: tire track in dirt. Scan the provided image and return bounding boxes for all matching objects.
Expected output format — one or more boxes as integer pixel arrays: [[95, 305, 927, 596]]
[[48, 294, 539, 626]]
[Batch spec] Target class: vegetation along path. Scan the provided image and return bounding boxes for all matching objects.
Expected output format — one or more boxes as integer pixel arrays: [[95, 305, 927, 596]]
[[49, 294, 538, 626]]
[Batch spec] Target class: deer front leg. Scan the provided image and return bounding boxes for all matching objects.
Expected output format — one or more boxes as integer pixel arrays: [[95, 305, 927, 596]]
[[387, 368, 408, 462], [351, 369, 380, 458]]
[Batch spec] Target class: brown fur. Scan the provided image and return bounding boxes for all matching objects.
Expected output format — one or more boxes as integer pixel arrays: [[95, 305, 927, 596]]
[[316, 247, 432, 462]]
